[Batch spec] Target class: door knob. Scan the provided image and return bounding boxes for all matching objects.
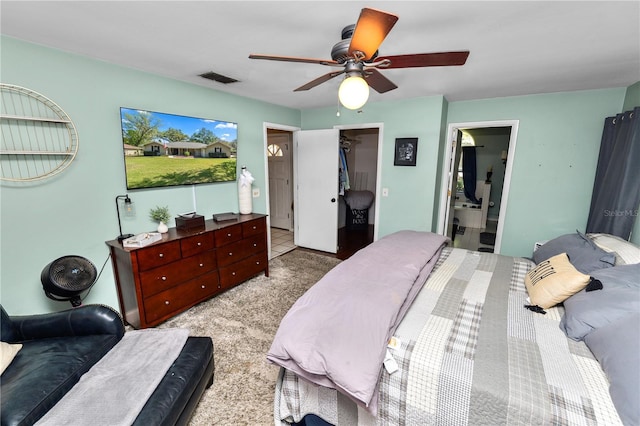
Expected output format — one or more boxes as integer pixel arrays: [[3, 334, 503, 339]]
[[331, 198, 336, 203]]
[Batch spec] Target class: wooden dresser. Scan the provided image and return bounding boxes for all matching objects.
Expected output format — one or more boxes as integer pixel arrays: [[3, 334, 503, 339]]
[[106, 214, 268, 328]]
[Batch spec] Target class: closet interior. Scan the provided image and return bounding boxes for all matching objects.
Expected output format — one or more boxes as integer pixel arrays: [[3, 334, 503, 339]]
[[337, 128, 378, 259]]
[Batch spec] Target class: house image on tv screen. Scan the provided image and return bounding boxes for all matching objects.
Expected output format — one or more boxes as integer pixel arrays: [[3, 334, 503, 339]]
[[143, 140, 234, 158]]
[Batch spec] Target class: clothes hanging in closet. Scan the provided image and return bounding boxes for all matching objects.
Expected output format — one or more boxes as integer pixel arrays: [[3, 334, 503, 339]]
[[339, 148, 350, 196]]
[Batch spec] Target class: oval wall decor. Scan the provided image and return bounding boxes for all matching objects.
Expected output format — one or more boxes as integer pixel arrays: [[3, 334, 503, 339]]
[[0, 84, 78, 182]]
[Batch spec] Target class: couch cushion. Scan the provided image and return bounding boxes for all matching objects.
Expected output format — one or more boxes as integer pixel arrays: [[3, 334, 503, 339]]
[[1, 335, 120, 426], [0, 342, 22, 375], [1, 305, 17, 342], [132, 336, 214, 426]]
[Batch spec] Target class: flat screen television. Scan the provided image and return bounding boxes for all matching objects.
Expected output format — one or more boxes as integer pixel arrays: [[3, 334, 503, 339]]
[[120, 107, 237, 190]]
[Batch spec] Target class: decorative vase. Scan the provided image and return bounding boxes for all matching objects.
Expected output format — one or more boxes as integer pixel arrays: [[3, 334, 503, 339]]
[[238, 166, 254, 215], [157, 221, 168, 233]]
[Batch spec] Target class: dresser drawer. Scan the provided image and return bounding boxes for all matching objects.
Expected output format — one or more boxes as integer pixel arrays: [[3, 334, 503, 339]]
[[143, 271, 220, 324], [215, 234, 266, 267], [180, 233, 215, 258], [215, 223, 243, 247], [136, 241, 181, 272], [218, 252, 267, 288], [242, 217, 266, 237], [139, 251, 217, 297]]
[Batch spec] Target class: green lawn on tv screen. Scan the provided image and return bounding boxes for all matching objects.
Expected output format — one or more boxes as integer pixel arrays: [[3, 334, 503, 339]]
[[125, 156, 237, 188]]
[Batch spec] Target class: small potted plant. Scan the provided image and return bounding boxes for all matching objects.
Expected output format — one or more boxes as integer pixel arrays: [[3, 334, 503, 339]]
[[149, 205, 171, 233]]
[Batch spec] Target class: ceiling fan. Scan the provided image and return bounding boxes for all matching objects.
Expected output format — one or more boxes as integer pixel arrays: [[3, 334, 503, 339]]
[[249, 7, 469, 109]]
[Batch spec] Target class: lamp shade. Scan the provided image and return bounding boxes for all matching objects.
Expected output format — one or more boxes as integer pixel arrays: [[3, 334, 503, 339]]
[[338, 75, 369, 110]]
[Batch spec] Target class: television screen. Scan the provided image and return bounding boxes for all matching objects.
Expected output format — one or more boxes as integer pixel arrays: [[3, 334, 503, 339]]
[[120, 107, 237, 190]]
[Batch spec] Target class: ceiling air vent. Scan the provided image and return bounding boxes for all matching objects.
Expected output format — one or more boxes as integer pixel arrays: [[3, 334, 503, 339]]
[[199, 71, 239, 84]]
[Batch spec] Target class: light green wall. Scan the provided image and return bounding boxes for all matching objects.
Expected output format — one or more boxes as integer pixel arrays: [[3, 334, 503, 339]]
[[301, 96, 447, 238], [1, 36, 632, 316], [622, 81, 640, 245], [0, 36, 300, 315], [447, 89, 626, 256], [623, 81, 640, 111]]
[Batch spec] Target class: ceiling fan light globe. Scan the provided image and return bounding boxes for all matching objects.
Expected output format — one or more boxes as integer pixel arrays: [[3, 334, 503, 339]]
[[338, 76, 369, 110]]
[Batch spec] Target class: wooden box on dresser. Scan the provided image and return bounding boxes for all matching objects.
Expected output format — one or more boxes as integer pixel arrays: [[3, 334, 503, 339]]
[[106, 214, 268, 329]]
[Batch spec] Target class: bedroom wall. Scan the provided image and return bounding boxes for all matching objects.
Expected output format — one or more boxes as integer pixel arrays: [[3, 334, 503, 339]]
[[0, 36, 301, 315], [1, 36, 633, 316], [446, 88, 626, 256], [301, 96, 448, 238], [622, 81, 640, 246], [622, 81, 639, 111]]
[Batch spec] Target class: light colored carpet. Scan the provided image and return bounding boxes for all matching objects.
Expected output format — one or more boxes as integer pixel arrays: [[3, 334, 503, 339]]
[[158, 249, 341, 426]]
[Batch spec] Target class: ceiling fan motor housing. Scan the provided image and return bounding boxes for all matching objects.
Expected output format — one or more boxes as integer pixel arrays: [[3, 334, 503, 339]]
[[332, 24, 378, 63]]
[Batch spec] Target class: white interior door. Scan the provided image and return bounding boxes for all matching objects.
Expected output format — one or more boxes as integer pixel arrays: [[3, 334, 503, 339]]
[[294, 129, 339, 253], [267, 132, 292, 230], [445, 130, 463, 239]]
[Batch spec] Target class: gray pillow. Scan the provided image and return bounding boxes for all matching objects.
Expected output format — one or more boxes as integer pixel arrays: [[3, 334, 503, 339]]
[[584, 312, 640, 426], [533, 230, 615, 274], [560, 263, 640, 340]]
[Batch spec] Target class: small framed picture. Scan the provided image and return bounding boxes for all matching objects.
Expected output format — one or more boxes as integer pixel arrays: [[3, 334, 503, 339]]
[[394, 138, 418, 166]]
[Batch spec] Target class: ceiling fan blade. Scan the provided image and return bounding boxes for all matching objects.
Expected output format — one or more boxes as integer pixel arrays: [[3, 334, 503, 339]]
[[375, 51, 470, 69], [249, 54, 339, 66], [348, 8, 399, 61], [364, 69, 397, 94], [294, 70, 345, 91]]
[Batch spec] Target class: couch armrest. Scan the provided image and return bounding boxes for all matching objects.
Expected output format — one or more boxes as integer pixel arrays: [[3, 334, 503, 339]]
[[7, 305, 125, 342]]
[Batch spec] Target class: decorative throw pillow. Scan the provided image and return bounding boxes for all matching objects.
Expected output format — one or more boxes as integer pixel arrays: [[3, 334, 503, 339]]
[[560, 263, 640, 340], [533, 231, 615, 274], [584, 312, 640, 426], [0, 341, 22, 375], [524, 253, 591, 309], [587, 233, 640, 265]]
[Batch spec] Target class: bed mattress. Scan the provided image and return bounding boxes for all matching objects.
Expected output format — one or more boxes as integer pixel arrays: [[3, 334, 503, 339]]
[[274, 246, 621, 425]]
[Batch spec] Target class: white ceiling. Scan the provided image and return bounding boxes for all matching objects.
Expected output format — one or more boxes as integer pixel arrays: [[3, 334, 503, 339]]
[[2, 1, 639, 110]]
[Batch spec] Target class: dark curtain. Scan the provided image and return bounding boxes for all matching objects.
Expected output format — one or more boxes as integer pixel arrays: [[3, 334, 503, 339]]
[[462, 146, 480, 203], [586, 106, 640, 239]]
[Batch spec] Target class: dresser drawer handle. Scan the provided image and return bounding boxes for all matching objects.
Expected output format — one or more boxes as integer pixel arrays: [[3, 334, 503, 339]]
[[159, 253, 164, 258], [197, 242, 202, 246], [252, 225, 257, 230], [199, 263, 204, 267], [164, 301, 170, 305], [232, 272, 236, 276], [228, 252, 233, 256], [253, 243, 257, 247], [161, 276, 167, 281], [227, 233, 231, 237], [256, 261, 260, 265], [201, 285, 206, 289]]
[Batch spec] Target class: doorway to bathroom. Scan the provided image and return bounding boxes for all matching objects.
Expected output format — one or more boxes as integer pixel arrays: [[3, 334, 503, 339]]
[[438, 120, 519, 254]]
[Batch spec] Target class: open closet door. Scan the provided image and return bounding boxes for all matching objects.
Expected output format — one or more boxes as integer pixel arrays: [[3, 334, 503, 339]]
[[294, 129, 339, 253]]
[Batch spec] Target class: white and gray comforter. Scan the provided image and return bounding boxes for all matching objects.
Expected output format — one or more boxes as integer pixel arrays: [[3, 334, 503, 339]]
[[274, 244, 622, 425]]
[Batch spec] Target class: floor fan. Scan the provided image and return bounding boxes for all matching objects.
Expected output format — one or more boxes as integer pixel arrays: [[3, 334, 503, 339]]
[[41, 255, 98, 307]]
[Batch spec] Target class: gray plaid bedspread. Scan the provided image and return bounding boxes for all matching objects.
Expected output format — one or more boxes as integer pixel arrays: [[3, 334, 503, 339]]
[[274, 247, 622, 425]]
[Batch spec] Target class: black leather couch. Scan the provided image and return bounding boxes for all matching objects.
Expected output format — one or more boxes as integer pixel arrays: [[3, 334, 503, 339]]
[[0, 304, 214, 426]]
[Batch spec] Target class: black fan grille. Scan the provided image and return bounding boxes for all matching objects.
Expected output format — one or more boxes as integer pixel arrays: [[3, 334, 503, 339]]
[[44, 256, 97, 292], [50, 261, 96, 290]]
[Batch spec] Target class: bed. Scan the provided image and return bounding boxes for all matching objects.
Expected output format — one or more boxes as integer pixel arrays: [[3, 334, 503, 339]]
[[269, 230, 640, 426]]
